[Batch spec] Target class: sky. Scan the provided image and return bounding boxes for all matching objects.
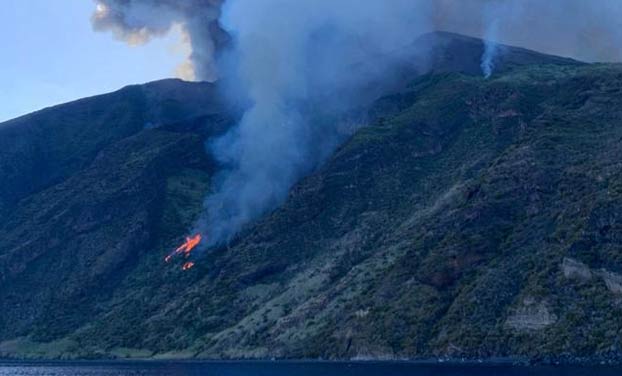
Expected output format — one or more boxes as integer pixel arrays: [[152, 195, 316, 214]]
[[0, 0, 188, 122]]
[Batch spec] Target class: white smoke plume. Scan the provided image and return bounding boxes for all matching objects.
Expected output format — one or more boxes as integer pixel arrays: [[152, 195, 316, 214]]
[[197, 0, 434, 245], [434, 0, 622, 64], [92, 0, 227, 81], [479, 2, 503, 79], [200, 0, 622, 246], [91, 0, 622, 81], [91, 0, 622, 247], [480, 20, 498, 78]]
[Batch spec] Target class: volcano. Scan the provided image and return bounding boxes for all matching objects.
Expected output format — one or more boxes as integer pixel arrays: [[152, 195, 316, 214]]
[[0, 33, 621, 363]]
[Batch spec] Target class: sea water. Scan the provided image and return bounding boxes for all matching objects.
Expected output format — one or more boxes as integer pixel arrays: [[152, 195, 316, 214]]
[[0, 361, 620, 376]]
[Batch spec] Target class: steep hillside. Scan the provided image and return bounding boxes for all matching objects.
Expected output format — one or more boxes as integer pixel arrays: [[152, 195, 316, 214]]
[[0, 79, 227, 218], [1, 34, 621, 364]]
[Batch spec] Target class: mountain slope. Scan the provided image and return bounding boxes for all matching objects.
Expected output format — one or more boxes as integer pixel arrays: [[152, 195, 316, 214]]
[[120, 63, 621, 362], [1, 34, 621, 363], [417, 31, 579, 75], [0, 79, 226, 218]]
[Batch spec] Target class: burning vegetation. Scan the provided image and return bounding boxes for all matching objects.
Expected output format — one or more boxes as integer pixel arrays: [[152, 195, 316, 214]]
[[165, 234, 202, 270]]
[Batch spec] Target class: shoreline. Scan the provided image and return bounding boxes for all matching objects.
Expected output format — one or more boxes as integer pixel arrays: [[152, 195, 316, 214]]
[[1, 356, 621, 367]]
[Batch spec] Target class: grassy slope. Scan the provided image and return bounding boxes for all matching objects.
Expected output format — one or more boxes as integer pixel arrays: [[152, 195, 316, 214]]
[[2, 63, 622, 362], [0, 129, 211, 341], [0, 79, 222, 218], [181, 64, 622, 362]]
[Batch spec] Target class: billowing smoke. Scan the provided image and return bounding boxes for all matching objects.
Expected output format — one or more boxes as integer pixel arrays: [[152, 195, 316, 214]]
[[92, 0, 622, 247], [91, 0, 622, 81], [201, 0, 622, 246], [197, 0, 434, 245], [92, 0, 227, 81]]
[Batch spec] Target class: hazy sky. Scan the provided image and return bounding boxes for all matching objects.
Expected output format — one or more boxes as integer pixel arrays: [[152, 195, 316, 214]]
[[0, 0, 188, 122]]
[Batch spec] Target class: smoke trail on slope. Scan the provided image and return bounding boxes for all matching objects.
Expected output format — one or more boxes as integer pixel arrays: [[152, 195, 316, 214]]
[[480, 18, 499, 79], [434, 0, 622, 63], [91, 0, 622, 248], [92, 0, 227, 81], [197, 0, 622, 246], [478, 1, 509, 79], [195, 0, 434, 245]]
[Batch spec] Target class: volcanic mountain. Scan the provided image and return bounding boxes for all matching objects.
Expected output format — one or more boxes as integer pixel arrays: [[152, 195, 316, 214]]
[[1, 32, 621, 363]]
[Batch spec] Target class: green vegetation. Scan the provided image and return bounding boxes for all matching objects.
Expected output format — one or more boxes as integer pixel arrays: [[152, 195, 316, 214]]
[[1, 45, 622, 363]]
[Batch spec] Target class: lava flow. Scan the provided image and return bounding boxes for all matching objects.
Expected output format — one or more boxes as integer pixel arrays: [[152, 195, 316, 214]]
[[165, 234, 202, 269]]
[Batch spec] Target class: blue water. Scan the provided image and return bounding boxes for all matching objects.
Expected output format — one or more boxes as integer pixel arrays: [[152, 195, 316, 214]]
[[0, 361, 620, 376]]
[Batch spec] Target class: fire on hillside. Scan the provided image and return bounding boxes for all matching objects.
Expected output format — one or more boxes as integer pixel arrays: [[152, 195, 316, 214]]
[[165, 234, 202, 270]]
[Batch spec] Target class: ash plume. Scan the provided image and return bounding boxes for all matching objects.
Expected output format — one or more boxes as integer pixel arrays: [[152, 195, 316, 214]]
[[92, 0, 227, 81]]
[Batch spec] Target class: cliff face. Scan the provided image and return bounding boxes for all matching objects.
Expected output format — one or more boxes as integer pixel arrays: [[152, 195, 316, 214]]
[[1, 34, 621, 363]]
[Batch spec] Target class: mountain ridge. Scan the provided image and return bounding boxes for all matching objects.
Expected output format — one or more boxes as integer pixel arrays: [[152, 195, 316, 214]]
[[1, 33, 622, 364]]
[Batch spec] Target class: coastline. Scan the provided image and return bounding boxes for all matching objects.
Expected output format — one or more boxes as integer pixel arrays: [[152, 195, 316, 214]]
[[1, 353, 621, 367]]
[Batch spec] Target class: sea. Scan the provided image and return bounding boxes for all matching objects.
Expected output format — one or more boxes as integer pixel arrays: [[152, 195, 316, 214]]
[[0, 361, 620, 376]]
